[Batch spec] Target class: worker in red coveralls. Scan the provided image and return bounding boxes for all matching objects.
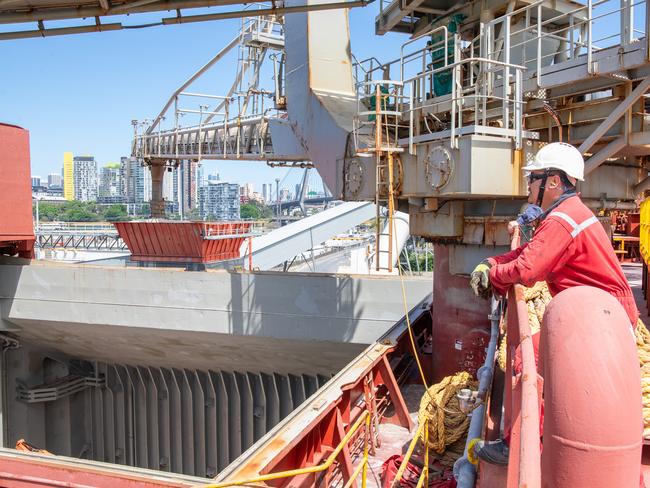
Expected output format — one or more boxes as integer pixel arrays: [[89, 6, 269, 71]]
[[468, 142, 639, 465]]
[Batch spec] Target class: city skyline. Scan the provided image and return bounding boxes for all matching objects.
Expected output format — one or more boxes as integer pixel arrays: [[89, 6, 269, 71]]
[[1, 5, 403, 194], [33, 151, 325, 198], [33, 151, 320, 207]]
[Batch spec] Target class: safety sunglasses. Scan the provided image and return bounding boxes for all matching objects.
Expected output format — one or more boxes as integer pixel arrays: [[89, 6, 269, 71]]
[[527, 172, 550, 184]]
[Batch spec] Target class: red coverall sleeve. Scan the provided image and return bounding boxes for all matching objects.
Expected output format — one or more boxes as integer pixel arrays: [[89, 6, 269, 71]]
[[488, 218, 574, 296]]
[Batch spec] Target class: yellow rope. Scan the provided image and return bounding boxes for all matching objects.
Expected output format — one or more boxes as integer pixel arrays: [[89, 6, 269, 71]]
[[494, 283, 650, 440], [635, 319, 650, 439], [497, 282, 552, 372], [417, 371, 478, 455]]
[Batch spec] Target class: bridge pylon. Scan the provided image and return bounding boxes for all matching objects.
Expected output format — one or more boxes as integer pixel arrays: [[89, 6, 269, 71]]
[[145, 158, 171, 219]]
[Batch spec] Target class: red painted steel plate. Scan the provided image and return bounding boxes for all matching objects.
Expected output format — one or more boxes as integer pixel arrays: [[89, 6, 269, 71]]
[[114, 221, 251, 263], [0, 123, 35, 244]]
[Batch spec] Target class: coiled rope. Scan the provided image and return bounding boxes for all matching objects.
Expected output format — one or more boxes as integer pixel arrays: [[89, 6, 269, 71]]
[[635, 319, 650, 439], [417, 371, 478, 458], [497, 282, 551, 371]]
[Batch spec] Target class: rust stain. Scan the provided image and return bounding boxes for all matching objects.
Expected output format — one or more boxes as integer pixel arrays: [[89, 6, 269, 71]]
[[514, 285, 526, 301]]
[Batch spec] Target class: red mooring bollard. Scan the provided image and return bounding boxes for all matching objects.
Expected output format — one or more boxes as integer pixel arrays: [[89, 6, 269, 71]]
[[540, 286, 642, 487]]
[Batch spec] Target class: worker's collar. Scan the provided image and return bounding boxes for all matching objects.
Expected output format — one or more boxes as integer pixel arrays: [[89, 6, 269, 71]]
[[538, 190, 578, 221]]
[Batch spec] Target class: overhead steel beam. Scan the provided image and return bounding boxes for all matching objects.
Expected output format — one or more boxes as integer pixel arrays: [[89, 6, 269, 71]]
[[0, 0, 266, 24], [634, 174, 650, 194], [578, 76, 650, 154], [0, 21, 121, 39], [108, 0, 162, 13], [584, 136, 626, 176], [145, 33, 240, 134], [376, 0, 430, 35], [162, 0, 370, 24]]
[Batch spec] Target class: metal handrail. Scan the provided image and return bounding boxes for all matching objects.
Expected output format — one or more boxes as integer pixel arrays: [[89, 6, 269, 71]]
[[484, 0, 646, 86], [203, 410, 371, 488], [400, 26, 449, 81], [505, 228, 542, 488], [401, 56, 526, 151], [402, 56, 526, 85]]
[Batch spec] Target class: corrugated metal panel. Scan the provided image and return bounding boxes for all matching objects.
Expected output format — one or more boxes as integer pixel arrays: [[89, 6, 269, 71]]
[[50, 361, 334, 478], [114, 222, 251, 263]]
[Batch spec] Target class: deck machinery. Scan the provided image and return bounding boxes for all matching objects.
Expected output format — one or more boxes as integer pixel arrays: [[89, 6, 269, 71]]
[[316, 0, 650, 378], [127, 0, 650, 482], [133, 0, 650, 377], [1, 0, 650, 485]]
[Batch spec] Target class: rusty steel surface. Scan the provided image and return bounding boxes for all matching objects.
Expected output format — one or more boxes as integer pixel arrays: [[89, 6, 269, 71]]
[[0, 448, 205, 488], [213, 297, 430, 486], [114, 221, 251, 263], [430, 244, 490, 382], [0, 123, 34, 258]]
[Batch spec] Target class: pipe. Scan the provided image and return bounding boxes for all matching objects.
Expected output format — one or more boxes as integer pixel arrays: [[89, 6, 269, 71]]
[[162, 0, 370, 25], [453, 296, 501, 487], [582, 198, 637, 211]]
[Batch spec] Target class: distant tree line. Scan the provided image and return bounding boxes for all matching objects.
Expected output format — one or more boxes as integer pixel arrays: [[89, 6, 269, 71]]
[[35, 201, 131, 222], [34, 200, 276, 223], [240, 202, 274, 220]]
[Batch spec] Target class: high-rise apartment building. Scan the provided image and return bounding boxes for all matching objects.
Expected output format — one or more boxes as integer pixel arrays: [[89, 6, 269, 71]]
[[63, 152, 74, 200], [98, 163, 122, 199], [31, 176, 41, 189], [240, 182, 254, 202], [47, 173, 62, 189], [120, 157, 151, 204], [73, 156, 98, 202], [134, 161, 151, 203], [170, 160, 200, 216], [199, 181, 240, 221]]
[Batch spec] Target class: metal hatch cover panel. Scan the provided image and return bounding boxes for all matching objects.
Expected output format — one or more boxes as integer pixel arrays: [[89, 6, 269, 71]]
[[0, 259, 431, 373]]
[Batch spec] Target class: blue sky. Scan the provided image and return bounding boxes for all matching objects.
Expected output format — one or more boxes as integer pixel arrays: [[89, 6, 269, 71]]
[[0, 3, 406, 193]]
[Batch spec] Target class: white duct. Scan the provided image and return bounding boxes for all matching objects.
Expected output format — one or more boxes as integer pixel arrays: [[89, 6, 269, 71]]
[[283, 0, 357, 197]]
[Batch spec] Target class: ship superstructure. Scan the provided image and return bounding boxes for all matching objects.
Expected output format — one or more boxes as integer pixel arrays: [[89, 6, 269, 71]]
[[1, 0, 650, 486]]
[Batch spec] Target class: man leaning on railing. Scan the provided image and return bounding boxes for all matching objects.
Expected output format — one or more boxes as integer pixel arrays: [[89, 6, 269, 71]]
[[468, 142, 639, 464]]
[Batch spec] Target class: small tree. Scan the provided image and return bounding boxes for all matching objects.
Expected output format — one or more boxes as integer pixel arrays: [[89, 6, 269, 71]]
[[240, 203, 261, 220], [186, 208, 202, 221], [102, 204, 129, 221]]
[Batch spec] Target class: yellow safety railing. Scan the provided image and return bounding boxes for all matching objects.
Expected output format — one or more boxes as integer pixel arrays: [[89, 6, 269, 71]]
[[390, 418, 429, 487], [640, 197, 650, 265], [200, 410, 371, 488]]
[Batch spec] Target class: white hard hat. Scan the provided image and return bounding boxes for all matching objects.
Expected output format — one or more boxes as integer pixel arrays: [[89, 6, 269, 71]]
[[522, 142, 584, 181]]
